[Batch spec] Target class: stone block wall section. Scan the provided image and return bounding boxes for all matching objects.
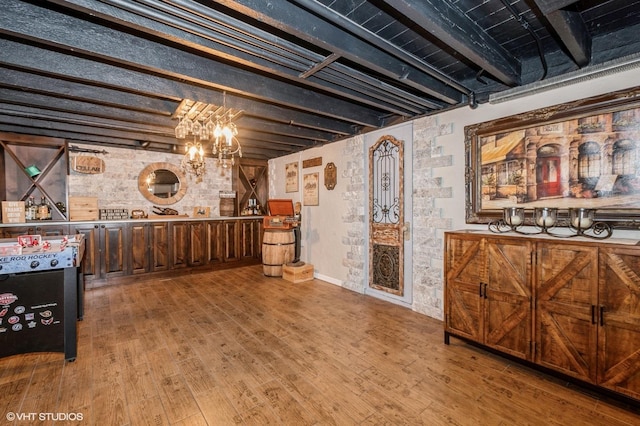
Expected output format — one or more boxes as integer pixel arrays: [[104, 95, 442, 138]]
[[412, 116, 454, 320], [338, 121, 453, 320], [340, 134, 366, 293], [68, 144, 233, 217]]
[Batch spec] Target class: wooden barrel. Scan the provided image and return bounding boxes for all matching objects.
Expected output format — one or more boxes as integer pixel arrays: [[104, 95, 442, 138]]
[[219, 198, 235, 216], [262, 229, 295, 276]]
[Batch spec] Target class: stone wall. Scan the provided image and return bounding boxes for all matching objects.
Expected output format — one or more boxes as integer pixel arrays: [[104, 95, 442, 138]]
[[411, 116, 454, 319], [68, 144, 233, 217], [340, 135, 366, 293], [337, 121, 454, 317]]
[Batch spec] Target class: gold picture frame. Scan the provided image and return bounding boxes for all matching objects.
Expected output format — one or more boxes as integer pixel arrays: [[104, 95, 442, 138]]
[[466, 86, 640, 229]]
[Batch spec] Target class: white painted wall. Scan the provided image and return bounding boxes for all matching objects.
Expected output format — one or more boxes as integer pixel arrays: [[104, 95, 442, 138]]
[[269, 143, 353, 286], [269, 65, 640, 321]]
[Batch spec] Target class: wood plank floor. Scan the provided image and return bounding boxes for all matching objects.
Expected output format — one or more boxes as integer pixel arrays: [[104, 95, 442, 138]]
[[1, 265, 639, 425]]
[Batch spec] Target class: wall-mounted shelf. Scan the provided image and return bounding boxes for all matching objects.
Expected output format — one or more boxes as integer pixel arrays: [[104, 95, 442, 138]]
[[0, 132, 69, 221], [234, 158, 268, 216]]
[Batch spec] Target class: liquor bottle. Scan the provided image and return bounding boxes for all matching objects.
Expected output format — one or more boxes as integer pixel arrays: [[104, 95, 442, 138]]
[[25, 197, 34, 220], [38, 196, 48, 221], [28, 196, 37, 221], [44, 198, 52, 220]]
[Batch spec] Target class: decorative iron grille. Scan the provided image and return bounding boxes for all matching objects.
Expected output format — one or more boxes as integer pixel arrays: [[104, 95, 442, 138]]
[[371, 139, 400, 224]]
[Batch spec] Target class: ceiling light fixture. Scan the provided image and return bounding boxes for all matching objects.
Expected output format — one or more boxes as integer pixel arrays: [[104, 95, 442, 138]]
[[174, 92, 243, 178], [181, 139, 206, 183], [210, 92, 242, 169]]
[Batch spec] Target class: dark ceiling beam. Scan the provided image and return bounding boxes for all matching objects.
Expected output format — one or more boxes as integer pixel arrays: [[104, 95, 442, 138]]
[[238, 140, 300, 153], [0, 66, 175, 115], [0, 40, 362, 136], [237, 117, 335, 142], [0, 124, 152, 148], [236, 146, 288, 158], [281, 0, 475, 99], [1, 0, 386, 128], [0, 89, 173, 129], [377, 0, 521, 86], [0, 100, 332, 144], [0, 66, 358, 136], [532, 0, 580, 15], [212, 0, 466, 103], [239, 132, 318, 148], [0, 111, 175, 144], [49, 0, 443, 112], [532, 0, 591, 67], [0, 113, 296, 159]]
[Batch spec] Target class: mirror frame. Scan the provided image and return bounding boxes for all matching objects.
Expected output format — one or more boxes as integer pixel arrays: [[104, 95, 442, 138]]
[[138, 162, 187, 205]]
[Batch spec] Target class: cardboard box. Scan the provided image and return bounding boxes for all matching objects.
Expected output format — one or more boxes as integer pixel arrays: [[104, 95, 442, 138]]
[[2, 201, 25, 223], [282, 263, 314, 283]]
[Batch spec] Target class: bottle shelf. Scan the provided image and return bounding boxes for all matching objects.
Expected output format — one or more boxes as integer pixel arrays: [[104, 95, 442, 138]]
[[0, 133, 69, 222], [234, 159, 268, 216]]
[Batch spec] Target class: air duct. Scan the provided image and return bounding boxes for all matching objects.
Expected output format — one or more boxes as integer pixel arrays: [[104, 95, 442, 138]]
[[489, 52, 640, 104]]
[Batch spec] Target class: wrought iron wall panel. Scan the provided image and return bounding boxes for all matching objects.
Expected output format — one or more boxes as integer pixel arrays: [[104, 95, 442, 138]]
[[369, 134, 404, 296]]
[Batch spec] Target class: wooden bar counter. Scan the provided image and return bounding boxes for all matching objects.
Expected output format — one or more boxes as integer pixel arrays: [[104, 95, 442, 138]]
[[0, 216, 263, 287]]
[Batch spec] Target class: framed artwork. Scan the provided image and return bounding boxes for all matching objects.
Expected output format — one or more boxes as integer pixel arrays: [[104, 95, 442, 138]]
[[466, 87, 640, 229], [303, 172, 319, 206], [193, 206, 210, 217], [285, 162, 298, 192]]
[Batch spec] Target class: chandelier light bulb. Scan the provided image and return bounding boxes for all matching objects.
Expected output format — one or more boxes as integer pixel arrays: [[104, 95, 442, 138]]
[[213, 122, 223, 138]]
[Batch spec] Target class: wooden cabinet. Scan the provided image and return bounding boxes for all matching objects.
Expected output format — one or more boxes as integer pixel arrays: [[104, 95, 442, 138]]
[[129, 222, 150, 275], [206, 220, 225, 264], [241, 218, 262, 259], [170, 221, 188, 269], [597, 246, 640, 401], [445, 232, 533, 360], [0, 218, 261, 284], [70, 222, 126, 281], [188, 221, 206, 267], [222, 218, 263, 261], [169, 221, 206, 268], [535, 242, 598, 382], [223, 220, 240, 261], [444, 231, 640, 403], [150, 222, 170, 272]]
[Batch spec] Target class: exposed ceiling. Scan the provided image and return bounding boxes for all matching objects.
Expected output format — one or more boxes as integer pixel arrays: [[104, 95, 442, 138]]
[[1, 0, 640, 160]]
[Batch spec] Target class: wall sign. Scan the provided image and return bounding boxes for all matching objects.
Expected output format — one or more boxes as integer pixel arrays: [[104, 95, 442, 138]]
[[72, 156, 105, 174], [1, 201, 25, 224], [324, 162, 337, 190], [302, 157, 322, 168]]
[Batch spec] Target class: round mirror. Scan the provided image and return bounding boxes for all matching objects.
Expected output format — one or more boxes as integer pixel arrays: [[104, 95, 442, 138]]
[[138, 162, 187, 205]]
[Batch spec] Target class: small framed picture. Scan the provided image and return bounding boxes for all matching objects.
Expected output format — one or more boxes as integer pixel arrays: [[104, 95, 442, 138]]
[[303, 172, 319, 206], [193, 206, 210, 217], [286, 162, 299, 192]]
